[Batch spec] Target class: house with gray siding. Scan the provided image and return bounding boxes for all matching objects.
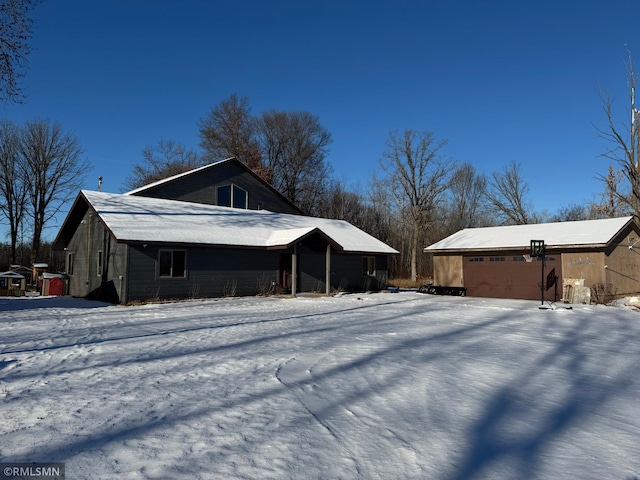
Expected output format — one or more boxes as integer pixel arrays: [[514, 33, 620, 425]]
[[54, 159, 398, 303], [127, 157, 304, 215]]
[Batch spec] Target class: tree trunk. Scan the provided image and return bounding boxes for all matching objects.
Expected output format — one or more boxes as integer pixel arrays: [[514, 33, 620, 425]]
[[411, 220, 419, 283]]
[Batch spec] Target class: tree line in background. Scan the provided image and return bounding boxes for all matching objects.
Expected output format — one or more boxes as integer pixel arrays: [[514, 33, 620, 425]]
[[2, 0, 640, 282], [2, 75, 639, 281], [121, 88, 637, 283]]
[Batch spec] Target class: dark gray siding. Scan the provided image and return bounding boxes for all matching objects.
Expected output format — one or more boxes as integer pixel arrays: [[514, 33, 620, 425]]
[[64, 210, 128, 303], [126, 245, 280, 301], [124, 243, 390, 302], [65, 212, 91, 298], [97, 237, 128, 303], [296, 249, 390, 293], [330, 253, 389, 292], [65, 210, 104, 298], [132, 160, 302, 215], [299, 247, 328, 293]]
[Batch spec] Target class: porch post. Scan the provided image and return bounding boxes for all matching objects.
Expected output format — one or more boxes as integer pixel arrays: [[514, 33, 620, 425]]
[[291, 243, 297, 297], [325, 243, 331, 295]]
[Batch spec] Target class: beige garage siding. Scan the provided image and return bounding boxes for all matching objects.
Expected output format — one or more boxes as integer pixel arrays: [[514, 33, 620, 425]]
[[433, 255, 463, 287]]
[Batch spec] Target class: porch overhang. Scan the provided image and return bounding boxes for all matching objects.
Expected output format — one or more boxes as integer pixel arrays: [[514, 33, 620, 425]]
[[266, 227, 343, 251]]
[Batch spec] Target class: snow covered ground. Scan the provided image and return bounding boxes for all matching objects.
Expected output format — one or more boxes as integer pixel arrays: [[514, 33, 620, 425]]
[[1, 292, 639, 480]]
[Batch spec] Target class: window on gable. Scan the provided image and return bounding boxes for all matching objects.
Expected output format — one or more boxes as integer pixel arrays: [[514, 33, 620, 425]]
[[67, 252, 75, 275], [362, 256, 375, 275], [97, 250, 103, 276], [217, 185, 231, 207], [217, 184, 248, 209], [158, 250, 187, 278], [233, 185, 248, 209]]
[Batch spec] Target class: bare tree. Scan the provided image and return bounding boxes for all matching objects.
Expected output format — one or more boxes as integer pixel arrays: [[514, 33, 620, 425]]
[[445, 162, 489, 231], [365, 172, 395, 242], [0, 119, 27, 262], [592, 165, 629, 218], [485, 160, 534, 225], [380, 130, 455, 283], [198, 97, 333, 212], [596, 55, 640, 220], [0, 0, 42, 103], [548, 203, 596, 222], [19, 118, 89, 261], [123, 138, 204, 191], [256, 110, 332, 215], [198, 93, 264, 175], [320, 180, 365, 224]]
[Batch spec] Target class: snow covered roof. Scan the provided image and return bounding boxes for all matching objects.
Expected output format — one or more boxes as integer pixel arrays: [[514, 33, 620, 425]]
[[0, 271, 25, 279], [425, 216, 636, 252], [81, 190, 398, 254]]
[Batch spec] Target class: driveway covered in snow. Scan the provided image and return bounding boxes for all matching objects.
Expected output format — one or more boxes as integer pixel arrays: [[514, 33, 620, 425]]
[[1, 293, 639, 479]]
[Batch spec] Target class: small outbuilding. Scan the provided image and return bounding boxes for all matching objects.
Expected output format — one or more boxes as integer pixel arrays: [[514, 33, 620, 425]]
[[0, 271, 26, 296], [424, 216, 640, 303], [41, 273, 70, 296]]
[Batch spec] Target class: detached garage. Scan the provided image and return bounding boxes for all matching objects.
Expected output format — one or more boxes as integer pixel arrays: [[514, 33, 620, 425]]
[[424, 216, 640, 303]]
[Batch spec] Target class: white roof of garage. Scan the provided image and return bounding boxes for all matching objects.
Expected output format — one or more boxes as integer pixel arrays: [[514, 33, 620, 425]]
[[425, 216, 636, 252], [81, 190, 398, 254]]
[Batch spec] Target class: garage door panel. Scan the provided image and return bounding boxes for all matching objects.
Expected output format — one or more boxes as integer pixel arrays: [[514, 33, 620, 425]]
[[464, 255, 562, 300]]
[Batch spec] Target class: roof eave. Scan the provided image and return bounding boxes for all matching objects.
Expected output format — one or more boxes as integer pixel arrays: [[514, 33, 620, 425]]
[[52, 192, 91, 250], [267, 227, 345, 251], [424, 243, 611, 254]]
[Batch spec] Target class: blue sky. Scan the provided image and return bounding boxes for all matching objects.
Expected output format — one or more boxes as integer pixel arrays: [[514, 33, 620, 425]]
[[2, 0, 639, 239]]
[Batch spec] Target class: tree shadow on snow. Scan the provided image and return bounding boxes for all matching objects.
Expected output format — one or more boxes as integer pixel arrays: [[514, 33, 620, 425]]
[[446, 313, 640, 480], [4, 296, 640, 480], [0, 296, 110, 313]]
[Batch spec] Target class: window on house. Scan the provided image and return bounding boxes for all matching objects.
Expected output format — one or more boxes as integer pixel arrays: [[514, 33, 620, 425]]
[[67, 252, 75, 275], [362, 256, 375, 275], [232, 185, 248, 209], [97, 250, 103, 276], [158, 250, 186, 278], [217, 185, 231, 207], [217, 184, 248, 209]]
